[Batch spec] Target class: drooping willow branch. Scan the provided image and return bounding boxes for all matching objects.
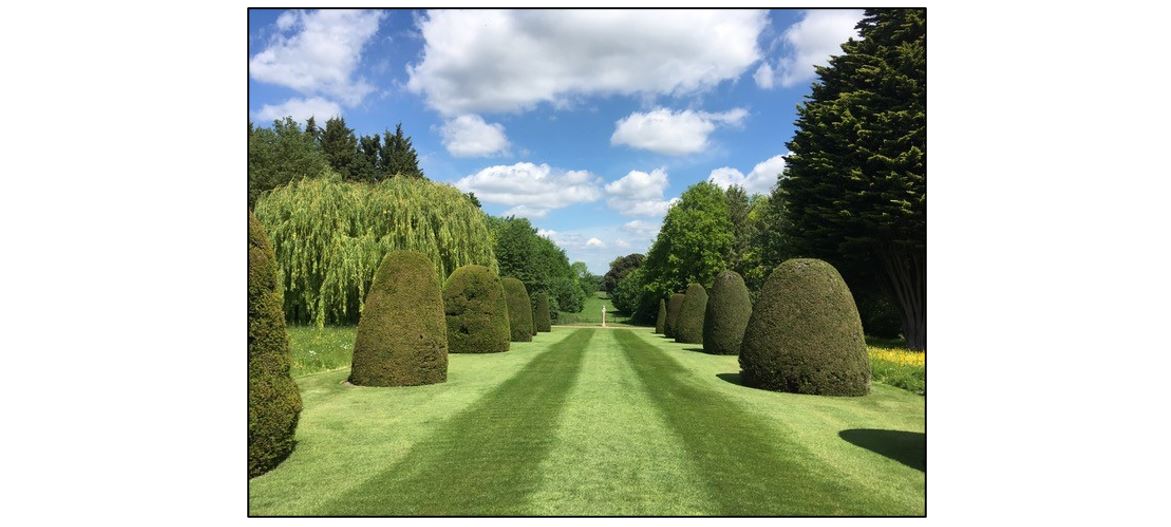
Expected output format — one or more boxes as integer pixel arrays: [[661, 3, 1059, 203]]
[[255, 176, 498, 326]]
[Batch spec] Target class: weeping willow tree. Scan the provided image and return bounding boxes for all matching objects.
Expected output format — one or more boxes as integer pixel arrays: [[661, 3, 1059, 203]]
[[255, 175, 498, 326]]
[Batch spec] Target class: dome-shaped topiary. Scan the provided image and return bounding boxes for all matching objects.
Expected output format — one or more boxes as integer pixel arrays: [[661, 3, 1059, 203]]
[[674, 283, 708, 344], [532, 292, 552, 332], [442, 265, 511, 354], [249, 212, 302, 478], [664, 293, 686, 338], [739, 258, 870, 396], [703, 270, 752, 355], [655, 298, 667, 334], [349, 250, 448, 386], [501, 277, 534, 342]]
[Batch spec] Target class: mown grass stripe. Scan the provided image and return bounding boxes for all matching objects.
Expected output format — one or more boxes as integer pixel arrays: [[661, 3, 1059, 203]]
[[613, 329, 868, 515], [316, 329, 595, 516]]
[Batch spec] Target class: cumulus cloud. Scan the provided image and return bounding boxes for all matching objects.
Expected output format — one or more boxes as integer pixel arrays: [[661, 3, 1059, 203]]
[[586, 238, 605, 248], [614, 239, 632, 249], [454, 162, 602, 218], [605, 168, 679, 216], [707, 154, 788, 195], [250, 9, 384, 106], [406, 10, 768, 115], [756, 10, 864, 89], [440, 115, 510, 157], [611, 108, 748, 155], [253, 96, 341, 125]]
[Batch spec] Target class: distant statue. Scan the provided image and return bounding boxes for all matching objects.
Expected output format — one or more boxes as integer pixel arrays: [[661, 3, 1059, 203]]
[[602, 305, 607, 327]]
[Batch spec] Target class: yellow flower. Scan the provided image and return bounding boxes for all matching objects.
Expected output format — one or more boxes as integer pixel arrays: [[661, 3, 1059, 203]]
[[868, 346, 925, 367]]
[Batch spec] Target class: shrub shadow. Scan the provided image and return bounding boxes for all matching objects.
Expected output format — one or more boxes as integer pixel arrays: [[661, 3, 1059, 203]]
[[838, 429, 925, 472], [683, 347, 705, 353], [716, 372, 744, 386]]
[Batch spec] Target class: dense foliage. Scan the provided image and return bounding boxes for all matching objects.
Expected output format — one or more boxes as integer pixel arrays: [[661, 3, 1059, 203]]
[[319, 117, 425, 182], [655, 299, 667, 334], [248, 118, 330, 209], [674, 283, 708, 344], [501, 277, 535, 342], [349, 251, 448, 386], [664, 293, 686, 338], [602, 253, 644, 295], [442, 265, 511, 354], [254, 176, 498, 326], [248, 212, 302, 478], [702, 270, 752, 355], [490, 217, 585, 318], [740, 259, 870, 396], [533, 292, 552, 332], [775, 9, 926, 349]]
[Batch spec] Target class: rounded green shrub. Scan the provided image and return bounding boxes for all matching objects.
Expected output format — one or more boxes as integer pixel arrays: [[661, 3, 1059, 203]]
[[349, 250, 448, 386], [533, 292, 552, 332], [249, 212, 302, 478], [655, 298, 667, 334], [739, 258, 870, 396], [702, 270, 752, 355], [502, 277, 534, 342], [442, 265, 511, 354], [674, 283, 708, 344], [664, 293, 686, 338]]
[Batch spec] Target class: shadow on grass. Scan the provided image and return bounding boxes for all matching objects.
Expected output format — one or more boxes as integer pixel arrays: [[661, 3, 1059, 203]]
[[838, 429, 925, 472], [683, 347, 704, 353], [716, 372, 744, 386]]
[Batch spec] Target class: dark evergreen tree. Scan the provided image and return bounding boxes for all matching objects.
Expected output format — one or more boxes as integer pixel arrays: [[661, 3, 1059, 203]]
[[320, 116, 362, 181], [248, 117, 329, 209], [381, 123, 425, 179], [356, 134, 382, 182], [304, 116, 322, 144], [775, 9, 926, 349]]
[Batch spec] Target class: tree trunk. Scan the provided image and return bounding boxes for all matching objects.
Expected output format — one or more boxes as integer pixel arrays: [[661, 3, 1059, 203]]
[[878, 246, 926, 351]]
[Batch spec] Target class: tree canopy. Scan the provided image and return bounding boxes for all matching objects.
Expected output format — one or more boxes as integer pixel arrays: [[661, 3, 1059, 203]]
[[248, 117, 330, 209]]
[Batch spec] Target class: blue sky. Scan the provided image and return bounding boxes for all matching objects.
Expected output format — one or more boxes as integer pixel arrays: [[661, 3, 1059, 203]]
[[249, 9, 865, 274]]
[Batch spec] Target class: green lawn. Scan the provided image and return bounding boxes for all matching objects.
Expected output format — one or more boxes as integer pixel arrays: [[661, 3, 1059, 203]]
[[554, 291, 634, 326], [255, 327, 925, 516]]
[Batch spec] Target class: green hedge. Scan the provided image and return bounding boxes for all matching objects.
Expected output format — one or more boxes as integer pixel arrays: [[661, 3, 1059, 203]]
[[674, 283, 708, 344], [442, 265, 511, 354], [502, 277, 534, 342], [739, 259, 870, 396], [655, 298, 667, 334], [533, 292, 552, 332], [702, 270, 752, 355], [664, 293, 686, 338], [349, 250, 448, 386], [248, 212, 302, 478]]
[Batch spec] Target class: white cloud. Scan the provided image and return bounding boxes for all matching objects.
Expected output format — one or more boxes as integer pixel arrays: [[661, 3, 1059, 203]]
[[622, 220, 659, 237], [440, 115, 510, 157], [537, 229, 557, 238], [455, 162, 602, 218], [614, 239, 632, 249], [406, 10, 768, 115], [707, 154, 788, 195], [605, 168, 679, 216], [586, 238, 605, 248], [756, 10, 864, 89], [611, 108, 748, 155], [250, 9, 384, 106], [253, 96, 341, 124]]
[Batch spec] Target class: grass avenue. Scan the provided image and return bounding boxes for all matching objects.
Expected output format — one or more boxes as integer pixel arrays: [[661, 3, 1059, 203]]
[[250, 327, 925, 516]]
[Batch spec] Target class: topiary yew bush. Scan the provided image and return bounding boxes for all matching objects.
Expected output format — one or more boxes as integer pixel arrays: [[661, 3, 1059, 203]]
[[442, 265, 510, 354], [349, 250, 448, 386], [703, 270, 752, 355], [664, 293, 686, 338], [533, 292, 552, 332], [249, 212, 302, 478], [674, 283, 708, 344], [655, 298, 667, 334], [502, 277, 534, 342], [739, 258, 870, 396]]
